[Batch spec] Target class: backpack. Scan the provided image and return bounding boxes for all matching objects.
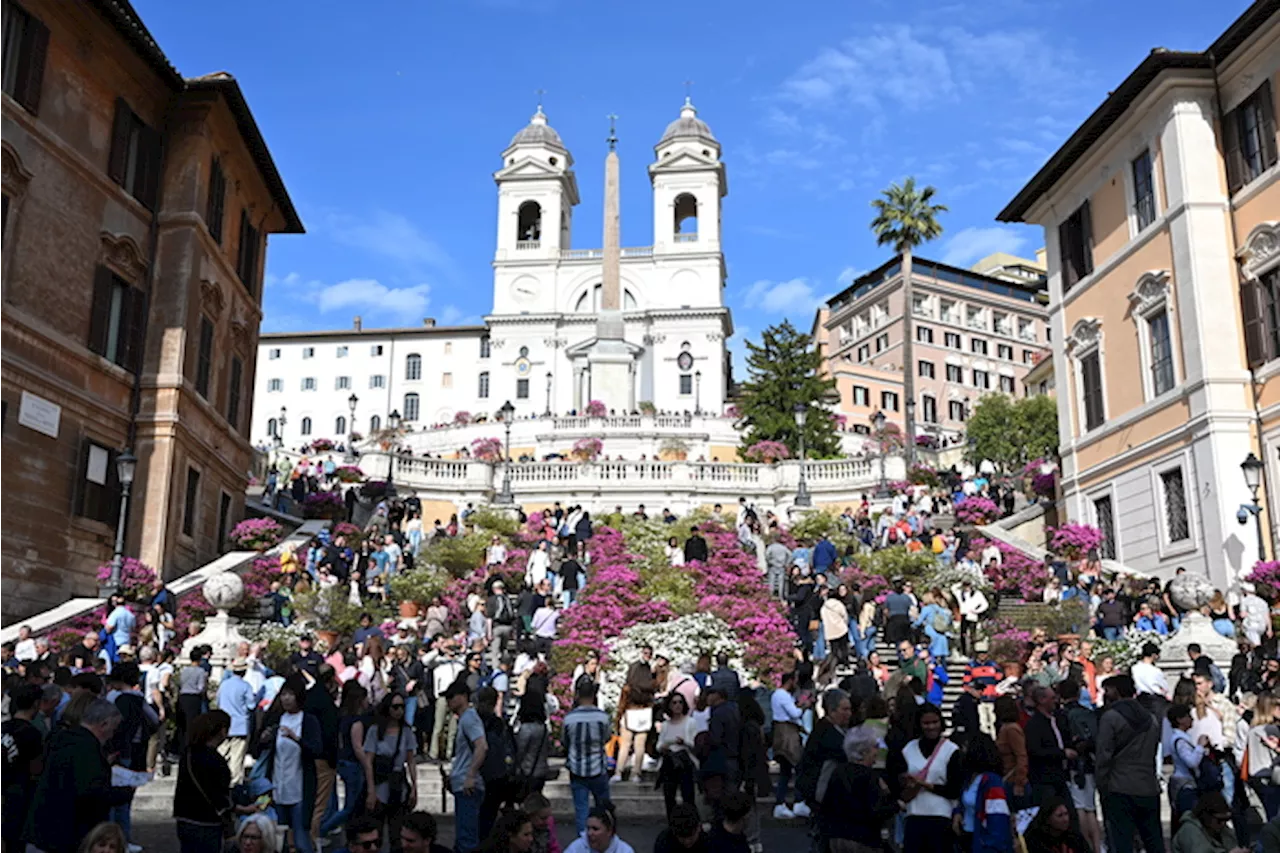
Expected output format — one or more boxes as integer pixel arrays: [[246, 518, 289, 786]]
[[477, 713, 515, 783], [110, 692, 156, 770], [931, 608, 952, 633], [1195, 753, 1224, 793]]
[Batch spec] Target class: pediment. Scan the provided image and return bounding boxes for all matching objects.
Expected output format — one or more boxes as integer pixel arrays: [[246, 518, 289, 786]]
[[651, 150, 717, 171], [495, 157, 562, 180]]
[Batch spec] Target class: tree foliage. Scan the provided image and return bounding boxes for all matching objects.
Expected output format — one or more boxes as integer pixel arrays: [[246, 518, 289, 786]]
[[965, 394, 1060, 473], [870, 177, 947, 253], [736, 321, 840, 459]]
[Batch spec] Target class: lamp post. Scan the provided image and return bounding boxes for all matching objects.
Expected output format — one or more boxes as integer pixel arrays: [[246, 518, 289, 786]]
[[387, 409, 401, 491], [545, 372, 553, 418], [793, 402, 812, 507], [695, 371, 702, 416], [497, 400, 516, 504], [1242, 452, 1267, 559], [102, 449, 138, 596], [872, 410, 890, 498], [345, 394, 359, 462]]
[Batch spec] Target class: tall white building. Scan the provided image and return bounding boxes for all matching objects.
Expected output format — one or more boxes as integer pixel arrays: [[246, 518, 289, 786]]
[[250, 99, 734, 448]]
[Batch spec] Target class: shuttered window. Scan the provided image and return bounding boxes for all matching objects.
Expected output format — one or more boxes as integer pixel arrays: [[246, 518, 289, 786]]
[[1094, 496, 1116, 559], [107, 99, 163, 210], [1058, 201, 1094, 291], [182, 467, 201, 537], [1224, 80, 1278, 193], [1, 2, 48, 114], [74, 439, 121, 526], [195, 316, 214, 398], [205, 157, 226, 244], [226, 356, 243, 431], [87, 266, 146, 371], [1081, 351, 1105, 431], [1242, 269, 1280, 369], [236, 211, 260, 296]]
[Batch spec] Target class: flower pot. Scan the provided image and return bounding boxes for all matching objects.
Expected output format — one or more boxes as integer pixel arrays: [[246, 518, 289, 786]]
[[1000, 661, 1024, 679], [399, 601, 421, 619]]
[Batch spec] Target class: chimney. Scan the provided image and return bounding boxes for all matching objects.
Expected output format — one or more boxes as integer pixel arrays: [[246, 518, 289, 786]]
[[422, 318, 435, 327], [353, 316, 362, 331]]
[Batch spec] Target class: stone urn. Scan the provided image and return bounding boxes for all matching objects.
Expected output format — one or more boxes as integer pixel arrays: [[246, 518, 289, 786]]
[[1164, 572, 1236, 665], [182, 570, 250, 683]]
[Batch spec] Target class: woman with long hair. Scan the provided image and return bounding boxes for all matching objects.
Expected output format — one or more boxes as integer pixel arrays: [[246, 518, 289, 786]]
[[361, 692, 417, 849], [655, 692, 697, 818], [822, 585, 852, 666], [993, 696, 1027, 808], [1208, 590, 1235, 638], [664, 536, 685, 567], [259, 682, 322, 853], [953, 734, 1012, 853], [563, 805, 634, 853], [478, 809, 535, 853], [893, 704, 962, 853], [318, 681, 370, 837], [1022, 796, 1089, 853], [174, 711, 262, 853], [358, 635, 389, 705], [77, 822, 127, 853], [1245, 692, 1280, 819], [514, 690, 551, 799]]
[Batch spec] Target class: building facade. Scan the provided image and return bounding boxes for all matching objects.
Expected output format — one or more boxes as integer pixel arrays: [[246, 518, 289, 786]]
[[250, 100, 734, 448], [999, 0, 1278, 589], [1, 0, 301, 621], [814, 255, 1051, 446]]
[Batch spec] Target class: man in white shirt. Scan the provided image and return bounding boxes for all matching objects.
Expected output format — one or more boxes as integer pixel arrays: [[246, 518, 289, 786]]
[[981, 542, 1002, 568], [1129, 641, 1169, 699], [382, 534, 404, 576], [13, 625, 37, 662], [486, 536, 507, 567], [429, 648, 465, 761]]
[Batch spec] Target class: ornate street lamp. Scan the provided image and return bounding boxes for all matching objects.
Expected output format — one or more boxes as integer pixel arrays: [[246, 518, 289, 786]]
[[545, 372, 553, 418], [1241, 452, 1267, 558], [345, 394, 359, 462], [497, 400, 516, 505], [695, 371, 702, 416], [793, 402, 812, 507], [386, 409, 401, 491], [102, 449, 138, 596], [872, 410, 890, 498]]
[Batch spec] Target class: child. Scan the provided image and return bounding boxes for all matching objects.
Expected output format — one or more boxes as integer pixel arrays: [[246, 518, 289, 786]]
[[523, 792, 561, 853]]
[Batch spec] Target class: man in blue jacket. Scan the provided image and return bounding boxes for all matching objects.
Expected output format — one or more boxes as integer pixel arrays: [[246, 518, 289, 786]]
[[812, 534, 838, 574]]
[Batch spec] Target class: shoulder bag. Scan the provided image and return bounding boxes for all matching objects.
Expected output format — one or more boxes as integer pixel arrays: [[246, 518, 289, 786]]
[[185, 752, 237, 838]]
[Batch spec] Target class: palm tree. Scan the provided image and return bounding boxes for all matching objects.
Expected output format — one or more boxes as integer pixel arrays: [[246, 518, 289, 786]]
[[870, 177, 947, 465]]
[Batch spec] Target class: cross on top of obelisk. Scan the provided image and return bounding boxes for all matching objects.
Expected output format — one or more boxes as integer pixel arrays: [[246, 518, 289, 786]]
[[607, 113, 618, 151]]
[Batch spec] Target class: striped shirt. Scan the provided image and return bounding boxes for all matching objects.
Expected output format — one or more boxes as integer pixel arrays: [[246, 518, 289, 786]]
[[562, 703, 611, 778]]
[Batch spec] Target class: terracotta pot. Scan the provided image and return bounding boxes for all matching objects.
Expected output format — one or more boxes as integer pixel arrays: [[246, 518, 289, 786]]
[[315, 630, 339, 653], [1000, 661, 1024, 679], [398, 600, 421, 619]]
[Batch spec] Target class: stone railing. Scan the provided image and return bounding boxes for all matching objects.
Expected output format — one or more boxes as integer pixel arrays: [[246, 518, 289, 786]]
[[560, 246, 655, 260]]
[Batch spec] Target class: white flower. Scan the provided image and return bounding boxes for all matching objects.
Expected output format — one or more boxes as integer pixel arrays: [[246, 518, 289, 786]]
[[599, 612, 747, 713]]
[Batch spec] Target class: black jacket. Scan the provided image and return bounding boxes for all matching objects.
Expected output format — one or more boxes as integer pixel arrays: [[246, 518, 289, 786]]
[[797, 718, 846, 803], [950, 692, 982, 746], [25, 726, 132, 853], [173, 744, 232, 824], [1025, 710, 1069, 788], [684, 534, 709, 563], [305, 685, 340, 767], [818, 761, 898, 845]]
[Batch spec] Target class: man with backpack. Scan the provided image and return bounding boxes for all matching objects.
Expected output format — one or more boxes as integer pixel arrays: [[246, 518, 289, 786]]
[[1096, 674, 1165, 853], [105, 662, 158, 849]]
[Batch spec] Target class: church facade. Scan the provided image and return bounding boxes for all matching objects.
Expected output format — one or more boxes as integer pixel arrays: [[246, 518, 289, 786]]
[[251, 100, 734, 447]]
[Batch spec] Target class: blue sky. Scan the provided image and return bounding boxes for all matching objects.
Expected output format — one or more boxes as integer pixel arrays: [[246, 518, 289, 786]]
[[135, 0, 1249, 373]]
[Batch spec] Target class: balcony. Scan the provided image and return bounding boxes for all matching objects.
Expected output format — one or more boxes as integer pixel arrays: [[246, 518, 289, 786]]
[[560, 246, 655, 260], [674, 233, 698, 243], [515, 241, 540, 250]]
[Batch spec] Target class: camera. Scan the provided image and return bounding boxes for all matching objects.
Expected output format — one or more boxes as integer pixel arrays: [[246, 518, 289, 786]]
[[1239, 507, 1250, 525]]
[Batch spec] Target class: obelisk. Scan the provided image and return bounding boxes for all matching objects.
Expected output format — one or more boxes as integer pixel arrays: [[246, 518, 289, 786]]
[[587, 115, 635, 412]]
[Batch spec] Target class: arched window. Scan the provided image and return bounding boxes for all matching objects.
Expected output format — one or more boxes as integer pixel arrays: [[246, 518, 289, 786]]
[[480, 336, 491, 358], [267, 418, 277, 438], [405, 353, 422, 381], [478, 371, 490, 399], [516, 201, 542, 245], [574, 285, 638, 312], [370, 414, 381, 432], [335, 416, 347, 435], [674, 193, 698, 241], [300, 417, 312, 436], [403, 393, 420, 422]]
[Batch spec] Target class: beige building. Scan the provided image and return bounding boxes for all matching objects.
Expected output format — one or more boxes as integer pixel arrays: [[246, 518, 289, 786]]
[[1, 0, 302, 621], [815, 255, 1050, 446], [999, 0, 1278, 589]]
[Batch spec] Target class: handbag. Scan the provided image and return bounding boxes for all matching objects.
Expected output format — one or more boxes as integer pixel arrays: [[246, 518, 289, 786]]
[[186, 752, 237, 838], [373, 725, 409, 805], [900, 737, 947, 803]]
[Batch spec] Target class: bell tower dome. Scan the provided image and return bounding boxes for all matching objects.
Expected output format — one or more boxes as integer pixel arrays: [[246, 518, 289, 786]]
[[649, 97, 726, 255], [494, 106, 580, 261]]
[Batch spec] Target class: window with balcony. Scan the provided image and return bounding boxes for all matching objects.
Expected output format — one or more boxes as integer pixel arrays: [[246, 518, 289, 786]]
[[972, 370, 990, 390], [916, 326, 934, 344], [1132, 148, 1157, 230], [853, 386, 870, 407], [949, 401, 967, 421], [1059, 201, 1094, 291], [1224, 80, 1278, 193], [922, 395, 937, 424], [478, 371, 490, 398], [881, 391, 899, 412], [970, 339, 988, 356], [918, 360, 935, 379], [946, 365, 963, 383], [944, 331, 961, 350]]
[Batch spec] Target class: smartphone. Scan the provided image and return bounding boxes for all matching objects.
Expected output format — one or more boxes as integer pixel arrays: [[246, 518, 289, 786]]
[[254, 794, 271, 809]]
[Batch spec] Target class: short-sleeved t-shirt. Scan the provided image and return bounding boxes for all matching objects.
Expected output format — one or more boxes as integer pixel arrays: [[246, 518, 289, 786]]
[[451, 707, 487, 794], [363, 723, 415, 803], [2, 717, 43, 789]]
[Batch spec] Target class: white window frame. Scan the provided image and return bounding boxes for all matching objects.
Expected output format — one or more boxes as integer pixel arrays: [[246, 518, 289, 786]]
[[1147, 449, 1198, 559], [1123, 144, 1164, 239], [268, 348, 281, 360], [301, 377, 316, 391], [302, 347, 314, 359], [336, 345, 348, 358], [852, 386, 870, 407], [1130, 270, 1180, 402], [948, 400, 967, 422], [267, 378, 282, 392], [1066, 317, 1107, 437], [881, 390, 899, 411], [1086, 480, 1122, 561]]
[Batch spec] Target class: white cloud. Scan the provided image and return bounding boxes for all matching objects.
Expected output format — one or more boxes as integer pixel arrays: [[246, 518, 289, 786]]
[[315, 278, 433, 317], [836, 266, 863, 285], [743, 277, 827, 317], [940, 226, 1028, 267], [780, 27, 954, 113], [326, 211, 455, 274]]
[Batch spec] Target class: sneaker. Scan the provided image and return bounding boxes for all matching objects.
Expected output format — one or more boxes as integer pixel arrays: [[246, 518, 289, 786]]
[[792, 801, 812, 818], [773, 804, 796, 820], [611, 773, 623, 783]]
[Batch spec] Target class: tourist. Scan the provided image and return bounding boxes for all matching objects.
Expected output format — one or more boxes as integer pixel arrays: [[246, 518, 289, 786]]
[[519, 794, 559, 853], [884, 581, 914, 645], [428, 643, 463, 762], [174, 648, 209, 755], [1059, 679, 1101, 852], [2, 684, 44, 852], [25, 696, 132, 850], [514, 689, 552, 798], [956, 580, 989, 658], [290, 634, 324, 679], [446, 679, 487, 853], [74, 822, 128, 853], [261, 682, 322, 853], [817, 724, 897, 852], [665, 536, 685, 567], [1025, 685, 1073, 810], [363, 692, 418, 851], [1023, 796, 1090, 853], [953, 734, 1013, 853], [655, 691, 697, 818], [770, 671, 805, 819], [1208, 591, 1235, 638], [821, 585, 851, 666], [172, 711, 242, 852], [563, 805, 634, 853], [359, 635, 391, 706], [216, 656, 258, 785], [896, 703, 961, 853], [319, 681, 370, 838], [562, 681, 612, 837], [653, 804, 704, 853], [234, 813, 278, 853], [914, 590, 951, 661], [399, 810, 453, 853], [333, 815, 381, 853], [103, 662, 154, 846], [1096, 674, 1164, 853], [706, 790, 753, 853], [487, 579, 518, 670], [531, 596, 560, 658], [683, 526, 709, 564], [709, 652, 741, 701], [797, 689, 852, 821], [1246, 694, 1280, 819], [613, 645, 656, 784]]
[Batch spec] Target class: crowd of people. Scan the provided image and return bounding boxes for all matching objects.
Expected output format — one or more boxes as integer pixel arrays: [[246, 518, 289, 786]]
[[9, 475, 1280, 853]]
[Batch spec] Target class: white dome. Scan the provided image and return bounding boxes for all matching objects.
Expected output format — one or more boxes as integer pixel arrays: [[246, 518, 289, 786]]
[[659, 98, 718, 145], [509, 108, 567, 151]]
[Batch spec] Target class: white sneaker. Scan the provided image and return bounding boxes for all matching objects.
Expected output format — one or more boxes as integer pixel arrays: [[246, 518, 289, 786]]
[[792, 801, 812, 818], [773, 804, 796, 820], [610, 773, 623, 783]]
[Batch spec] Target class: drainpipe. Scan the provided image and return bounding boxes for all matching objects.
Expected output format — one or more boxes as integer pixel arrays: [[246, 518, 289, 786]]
[[1212, 51, 1276, 561]]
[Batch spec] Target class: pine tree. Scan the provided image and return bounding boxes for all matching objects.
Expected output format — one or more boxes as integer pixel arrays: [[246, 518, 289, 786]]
[[737, 321, 841, 459]]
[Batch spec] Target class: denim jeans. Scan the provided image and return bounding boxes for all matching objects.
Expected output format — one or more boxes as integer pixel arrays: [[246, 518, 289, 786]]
[[569, 773, 612, 837], [405, 696, 419, 731], [774, 756, 795, 805], [1101, 791, 1165, 853], [275, 801, 315, 853], [1102, 626, 1122, 641], [109, 798, 133, 841], [319, 758, 366, 836], [453, 787, 484, 853]]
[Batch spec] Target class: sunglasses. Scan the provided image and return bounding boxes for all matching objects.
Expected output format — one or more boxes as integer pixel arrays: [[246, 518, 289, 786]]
[[355, 840, 381, 850]]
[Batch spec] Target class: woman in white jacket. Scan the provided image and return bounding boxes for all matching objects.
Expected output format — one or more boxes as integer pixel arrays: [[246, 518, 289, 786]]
[[954, 580, 989, 659]]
